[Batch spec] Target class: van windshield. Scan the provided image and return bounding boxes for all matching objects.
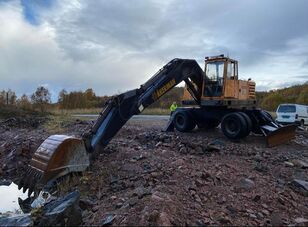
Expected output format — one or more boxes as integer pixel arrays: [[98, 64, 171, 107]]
[[278, 105, 296, 113]]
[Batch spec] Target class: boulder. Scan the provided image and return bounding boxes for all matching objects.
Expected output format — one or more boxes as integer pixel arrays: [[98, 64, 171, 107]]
[[37, 190, 82, 226], [0, 214, 33, 227], [292, 179, 308, 191], [294, 217, 308, 225], [291, 159, 308, 169], [133, 186, 152, 199], [292, 179, 308, 196], [235, 178, 255, 192], [102, 214, 115, 226]]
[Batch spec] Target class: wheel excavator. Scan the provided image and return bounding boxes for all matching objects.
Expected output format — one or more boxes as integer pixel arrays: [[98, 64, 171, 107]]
[[18, 55, 296, 196]]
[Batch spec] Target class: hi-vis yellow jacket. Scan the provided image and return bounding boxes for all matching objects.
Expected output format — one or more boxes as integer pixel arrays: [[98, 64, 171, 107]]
[[170, 103, 178, 112]]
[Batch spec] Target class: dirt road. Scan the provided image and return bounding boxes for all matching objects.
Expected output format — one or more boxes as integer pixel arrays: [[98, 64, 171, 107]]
[[72, 114, 170, 121], [0, 116, 308, 226]]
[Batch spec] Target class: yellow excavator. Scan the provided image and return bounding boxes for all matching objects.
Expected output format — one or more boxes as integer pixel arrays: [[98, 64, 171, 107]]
[[18, 55, 296, 195]]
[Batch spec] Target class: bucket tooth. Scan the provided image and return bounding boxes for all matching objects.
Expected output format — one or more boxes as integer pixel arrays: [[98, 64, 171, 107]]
[[22, 184, 28, 193], [18, 167, 32, 190], [28, 187, 34, 197], [26, 172, 36, 197], [18, 177, 25, 190]]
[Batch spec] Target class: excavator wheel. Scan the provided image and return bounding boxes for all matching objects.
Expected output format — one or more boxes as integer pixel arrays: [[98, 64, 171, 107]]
[[18, 135, 90, 196], [238, 112, 252, 137], [221, 112, 248, 140], [174, 111, 196, 132]]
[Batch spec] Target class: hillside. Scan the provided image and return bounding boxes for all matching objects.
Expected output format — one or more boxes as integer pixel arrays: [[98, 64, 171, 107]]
[[257, 83, 308, 111]]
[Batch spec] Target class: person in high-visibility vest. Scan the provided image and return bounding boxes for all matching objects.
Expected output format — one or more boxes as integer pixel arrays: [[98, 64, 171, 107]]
[[169, 102, 178, 115]]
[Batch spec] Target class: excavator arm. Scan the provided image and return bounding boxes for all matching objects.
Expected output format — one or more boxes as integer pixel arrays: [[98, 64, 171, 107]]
[[19, 59, 204, 194], [83, 58, 204, 152]]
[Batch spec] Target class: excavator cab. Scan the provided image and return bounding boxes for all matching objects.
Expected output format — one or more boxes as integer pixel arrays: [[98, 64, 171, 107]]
[[204, 56, 226, 97], [181, 55, 256, 107], [203, 55, 244, 101]]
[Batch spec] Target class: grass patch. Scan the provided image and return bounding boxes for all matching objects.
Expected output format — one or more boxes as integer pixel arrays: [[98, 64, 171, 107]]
[[50, 108, 101, 115], [0, 106, 45, 119], [141, 108, 170, 115], [42, 114, 74, 133]]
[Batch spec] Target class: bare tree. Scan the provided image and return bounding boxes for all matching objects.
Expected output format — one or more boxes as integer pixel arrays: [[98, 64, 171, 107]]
[[0, 90, 5, 106], [7, 89, 17, 105], [18, 94, 32, 110], [0, 89, 17, 105], [31, 86, 51, 112]]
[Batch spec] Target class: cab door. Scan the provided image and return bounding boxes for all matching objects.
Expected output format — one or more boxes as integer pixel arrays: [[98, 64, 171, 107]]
[[203, 61, 224, 97], [224, 61, 238, 99]]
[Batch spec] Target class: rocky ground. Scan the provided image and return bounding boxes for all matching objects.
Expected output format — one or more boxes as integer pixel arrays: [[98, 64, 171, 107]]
[[0, 116, 307, 226]]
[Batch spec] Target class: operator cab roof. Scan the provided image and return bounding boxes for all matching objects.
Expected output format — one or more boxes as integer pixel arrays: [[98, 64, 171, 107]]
[[205, 54, 237, 64]]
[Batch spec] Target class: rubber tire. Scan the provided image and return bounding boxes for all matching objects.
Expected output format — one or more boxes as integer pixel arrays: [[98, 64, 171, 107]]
[[174, 111, 196, 132], [198, 119, 220, 129], [300, 119, 305, 127], [238, 112, 252, 137], [221, 112, 247, 140]]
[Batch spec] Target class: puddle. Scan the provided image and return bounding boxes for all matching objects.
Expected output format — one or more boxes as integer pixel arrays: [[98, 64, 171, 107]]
[[0, 182, 30, 214]]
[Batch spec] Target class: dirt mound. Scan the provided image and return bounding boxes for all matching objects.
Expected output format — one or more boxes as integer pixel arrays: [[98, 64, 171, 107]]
[[0, 129, 47, 182]]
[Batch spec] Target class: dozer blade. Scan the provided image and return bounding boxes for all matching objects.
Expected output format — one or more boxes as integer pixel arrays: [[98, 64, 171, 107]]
[[18, 135, 89, 196], [265, 124, 297, 147]]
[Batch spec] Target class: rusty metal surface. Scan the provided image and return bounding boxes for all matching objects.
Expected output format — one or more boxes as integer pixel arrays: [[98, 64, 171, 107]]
[[266, 124, 297, 147], [18, 135, 89, 196]]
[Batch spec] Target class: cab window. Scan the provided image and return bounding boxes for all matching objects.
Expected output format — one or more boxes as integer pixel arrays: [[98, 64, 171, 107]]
[[206, 62, 224, 81], [227, 62, 235, 79]]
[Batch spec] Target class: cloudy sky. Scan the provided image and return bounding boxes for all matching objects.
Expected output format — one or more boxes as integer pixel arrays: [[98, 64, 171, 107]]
[[0, 0, 307, 102]]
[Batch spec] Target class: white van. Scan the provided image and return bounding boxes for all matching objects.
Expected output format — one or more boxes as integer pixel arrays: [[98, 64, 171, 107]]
[[276, 104, 308, 126]]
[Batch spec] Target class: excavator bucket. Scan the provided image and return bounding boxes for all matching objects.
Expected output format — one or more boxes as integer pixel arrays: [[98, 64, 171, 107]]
[[18, 135, 90, 196], [262, 124, 297, 147]]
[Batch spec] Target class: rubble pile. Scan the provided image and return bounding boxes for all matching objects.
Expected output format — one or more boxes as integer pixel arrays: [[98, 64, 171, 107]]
[[0, 117, 307, 226]]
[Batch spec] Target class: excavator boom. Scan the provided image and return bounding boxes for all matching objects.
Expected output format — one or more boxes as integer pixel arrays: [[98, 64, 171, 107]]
[[19, 59, 204, 193], [83, 59, 203, 152]]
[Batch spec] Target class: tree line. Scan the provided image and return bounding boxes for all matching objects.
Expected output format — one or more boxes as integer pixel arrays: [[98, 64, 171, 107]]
[[0, 83, 307, 113], [0, 86, 52, 112], [256, 83, 308, 111], [0, 86, 184, 112], [58, 88, 109, 109]]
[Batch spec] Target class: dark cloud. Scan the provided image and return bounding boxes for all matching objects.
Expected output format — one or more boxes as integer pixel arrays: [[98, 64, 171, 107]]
[[0, 0, 308, 101], [50, 0, 308, 66]]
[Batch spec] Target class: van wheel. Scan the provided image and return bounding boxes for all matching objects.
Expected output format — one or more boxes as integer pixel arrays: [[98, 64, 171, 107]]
[[221, 112, 247, 140], [174, 111, 196, 132], [300, 119, 305, 127]]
